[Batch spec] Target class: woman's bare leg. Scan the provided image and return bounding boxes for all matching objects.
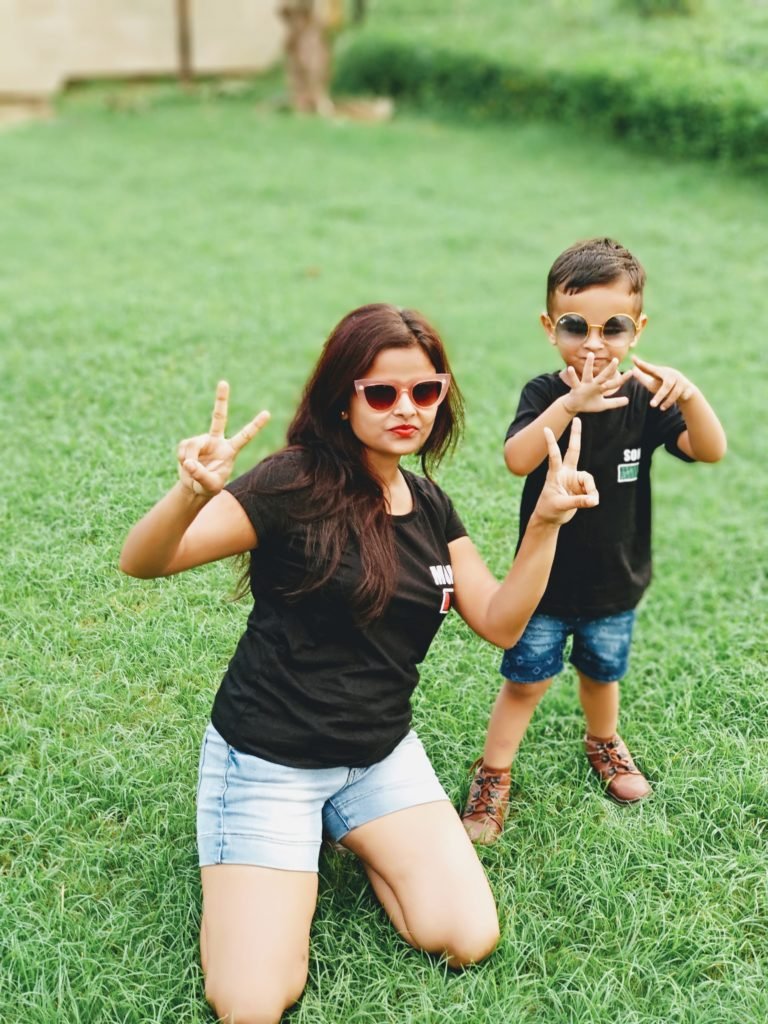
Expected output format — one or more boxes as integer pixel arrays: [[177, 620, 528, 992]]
[[342, 800, 499, 968], [200, 864, 318, 1024]]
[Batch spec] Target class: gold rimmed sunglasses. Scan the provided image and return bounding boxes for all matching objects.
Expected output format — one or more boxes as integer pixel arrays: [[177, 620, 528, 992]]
[[553, 312, 641, 345]]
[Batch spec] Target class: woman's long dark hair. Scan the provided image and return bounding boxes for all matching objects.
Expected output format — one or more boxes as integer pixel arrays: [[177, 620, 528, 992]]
[[245, 303, 464, 623]]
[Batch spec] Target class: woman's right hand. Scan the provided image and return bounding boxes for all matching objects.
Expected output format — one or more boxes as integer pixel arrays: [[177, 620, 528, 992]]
[[532, 416, 599, 527], [177, 381, 271, 498]]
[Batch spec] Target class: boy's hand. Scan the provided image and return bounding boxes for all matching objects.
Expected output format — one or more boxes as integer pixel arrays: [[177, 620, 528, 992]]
[[533, 418, 599, 527], [631, 356, 696, 411], [177, 381, 271, 498], [562, 354, 632, 415]]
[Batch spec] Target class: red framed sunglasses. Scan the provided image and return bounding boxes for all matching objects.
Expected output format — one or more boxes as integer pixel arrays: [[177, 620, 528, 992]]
[[353, 374, 451, 412]]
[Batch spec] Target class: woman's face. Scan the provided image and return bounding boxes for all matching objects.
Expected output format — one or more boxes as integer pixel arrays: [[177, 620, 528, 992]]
[[346, 345, 442, 466]]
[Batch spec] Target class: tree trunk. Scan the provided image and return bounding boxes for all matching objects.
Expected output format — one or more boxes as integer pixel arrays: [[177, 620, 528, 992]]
[[279, 0, 341, 115]]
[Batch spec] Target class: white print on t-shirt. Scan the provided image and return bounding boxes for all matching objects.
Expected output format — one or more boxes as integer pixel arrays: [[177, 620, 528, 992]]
[[618, 446, 641, 483], [430, 564, 454, 614], [429, 564, 454, 586]]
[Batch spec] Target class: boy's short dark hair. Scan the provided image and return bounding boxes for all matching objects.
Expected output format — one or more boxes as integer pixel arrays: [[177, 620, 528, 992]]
[[546, 238, 646, 312]]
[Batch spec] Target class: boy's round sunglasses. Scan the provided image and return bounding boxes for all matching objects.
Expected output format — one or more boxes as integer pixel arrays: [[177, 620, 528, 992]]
[[554, 313, 640, 345], [353, 374, 451, 412]]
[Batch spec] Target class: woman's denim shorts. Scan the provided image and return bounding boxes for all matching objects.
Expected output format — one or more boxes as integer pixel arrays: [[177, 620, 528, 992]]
[[500, 609, 636, 684], [196, 723, 449, 872]]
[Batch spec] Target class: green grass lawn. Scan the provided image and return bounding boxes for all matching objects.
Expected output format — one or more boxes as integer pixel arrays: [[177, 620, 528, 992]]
[[1, 85, 766, 1023]]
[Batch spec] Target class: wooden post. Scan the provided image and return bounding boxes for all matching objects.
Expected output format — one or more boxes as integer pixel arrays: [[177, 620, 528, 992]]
[[176, 0, 193, 87]]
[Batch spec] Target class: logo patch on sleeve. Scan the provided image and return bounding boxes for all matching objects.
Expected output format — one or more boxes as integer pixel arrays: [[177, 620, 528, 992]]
[[617, 462, 640, 483]]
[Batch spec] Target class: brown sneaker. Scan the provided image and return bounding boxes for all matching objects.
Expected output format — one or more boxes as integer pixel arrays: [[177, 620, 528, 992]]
[[584, 733, 652, 803], [461, 759, 512, 845]]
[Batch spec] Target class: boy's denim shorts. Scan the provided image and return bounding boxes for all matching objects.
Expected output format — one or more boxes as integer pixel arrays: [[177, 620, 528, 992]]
[[196, 722, 449, 872], [500, 609, 636, 684]]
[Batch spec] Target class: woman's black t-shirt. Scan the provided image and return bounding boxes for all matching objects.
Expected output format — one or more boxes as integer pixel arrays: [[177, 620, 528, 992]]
[[210, 451, 467, 768]]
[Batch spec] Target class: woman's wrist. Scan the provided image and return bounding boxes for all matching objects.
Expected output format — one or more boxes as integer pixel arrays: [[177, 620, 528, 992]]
[[175, 479, 213, 512], [526, 509, 562, 534]]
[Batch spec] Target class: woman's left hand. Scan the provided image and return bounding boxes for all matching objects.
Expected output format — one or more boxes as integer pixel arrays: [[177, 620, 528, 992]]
[[532, 417, 599, 526]]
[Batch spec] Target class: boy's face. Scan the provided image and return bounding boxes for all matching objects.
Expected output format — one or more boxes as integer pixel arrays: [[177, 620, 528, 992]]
[[541, 278, 647, 375]]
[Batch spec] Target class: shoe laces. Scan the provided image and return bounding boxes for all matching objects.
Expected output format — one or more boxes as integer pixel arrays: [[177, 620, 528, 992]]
[[590, 737, 638, 776], [466, 765, 507, 816]]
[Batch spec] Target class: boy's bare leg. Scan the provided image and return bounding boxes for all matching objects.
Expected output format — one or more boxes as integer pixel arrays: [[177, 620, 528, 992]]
[[577, 672, 619, 738], [483, 677, 554, 768], [462, 677, 552, 844], [577, 671, 651, 803]]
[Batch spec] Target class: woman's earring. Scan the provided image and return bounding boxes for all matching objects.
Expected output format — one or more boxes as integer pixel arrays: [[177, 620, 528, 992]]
[[340, 410, 349, 420]]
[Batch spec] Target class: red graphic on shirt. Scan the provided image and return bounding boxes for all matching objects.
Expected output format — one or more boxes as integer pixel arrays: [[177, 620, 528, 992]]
[[429, 565, 454, 614]]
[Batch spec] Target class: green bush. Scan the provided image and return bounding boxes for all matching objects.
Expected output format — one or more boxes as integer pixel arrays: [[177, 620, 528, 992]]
[[616, 0, 699, 15], [335, 36, 768, 171]]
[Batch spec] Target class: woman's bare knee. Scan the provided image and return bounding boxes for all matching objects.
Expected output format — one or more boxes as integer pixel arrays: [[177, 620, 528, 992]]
[[444, 917, 500, 967], [409, 903, 500, 967], [205, 972, 306, 1024]]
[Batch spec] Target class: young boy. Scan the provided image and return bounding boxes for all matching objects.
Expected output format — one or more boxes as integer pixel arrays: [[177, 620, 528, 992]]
[[462, 237, 726, 845]]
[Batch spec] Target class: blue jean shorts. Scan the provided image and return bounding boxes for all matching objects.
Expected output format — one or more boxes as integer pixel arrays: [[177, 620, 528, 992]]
[[500, 609, 636, 684], [196, 723, 449, 872]]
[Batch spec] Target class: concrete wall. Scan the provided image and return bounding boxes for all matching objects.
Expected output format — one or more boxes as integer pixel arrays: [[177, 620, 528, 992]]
[[0, 0, 284, 99]]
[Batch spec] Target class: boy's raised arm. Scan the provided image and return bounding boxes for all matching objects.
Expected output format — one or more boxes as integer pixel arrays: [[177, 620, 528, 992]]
[[631, 356, 726, 462], [504, 397, 576, 475], [505, 355, 632, 476]]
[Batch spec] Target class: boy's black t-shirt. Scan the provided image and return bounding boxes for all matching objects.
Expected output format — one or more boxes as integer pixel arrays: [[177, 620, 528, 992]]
[[507, 373, 693, 618], [211, 451, 467, 768]]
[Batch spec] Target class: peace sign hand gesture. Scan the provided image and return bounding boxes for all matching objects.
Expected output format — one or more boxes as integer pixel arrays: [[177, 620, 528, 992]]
[[533, 417, 599, 527], [177, 381, 270, 498]]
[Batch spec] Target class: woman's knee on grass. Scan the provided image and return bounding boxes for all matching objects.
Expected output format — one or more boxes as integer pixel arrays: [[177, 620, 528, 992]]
[[205, 966, 308, 1024], [408, 896, 500, 967], [421, 912, 500, 968], [447, 915, 500, 967]]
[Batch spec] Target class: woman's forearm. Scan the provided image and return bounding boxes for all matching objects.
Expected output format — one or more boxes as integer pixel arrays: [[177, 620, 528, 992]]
[[483, 514, 560, 647], [119, 482, 210, 578]]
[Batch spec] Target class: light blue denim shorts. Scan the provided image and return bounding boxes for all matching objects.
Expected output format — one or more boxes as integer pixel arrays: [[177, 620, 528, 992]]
[[196, 723, 449, 871], [500, 609, 637, 684]]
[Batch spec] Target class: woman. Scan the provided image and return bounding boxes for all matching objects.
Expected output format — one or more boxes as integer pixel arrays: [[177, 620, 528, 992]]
[[120, 303, 597, 1024]]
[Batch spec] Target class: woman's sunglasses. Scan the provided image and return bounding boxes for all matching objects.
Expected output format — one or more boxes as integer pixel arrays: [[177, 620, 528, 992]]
[[353, 374, 451, 412], [554, 313, 640, 345]]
